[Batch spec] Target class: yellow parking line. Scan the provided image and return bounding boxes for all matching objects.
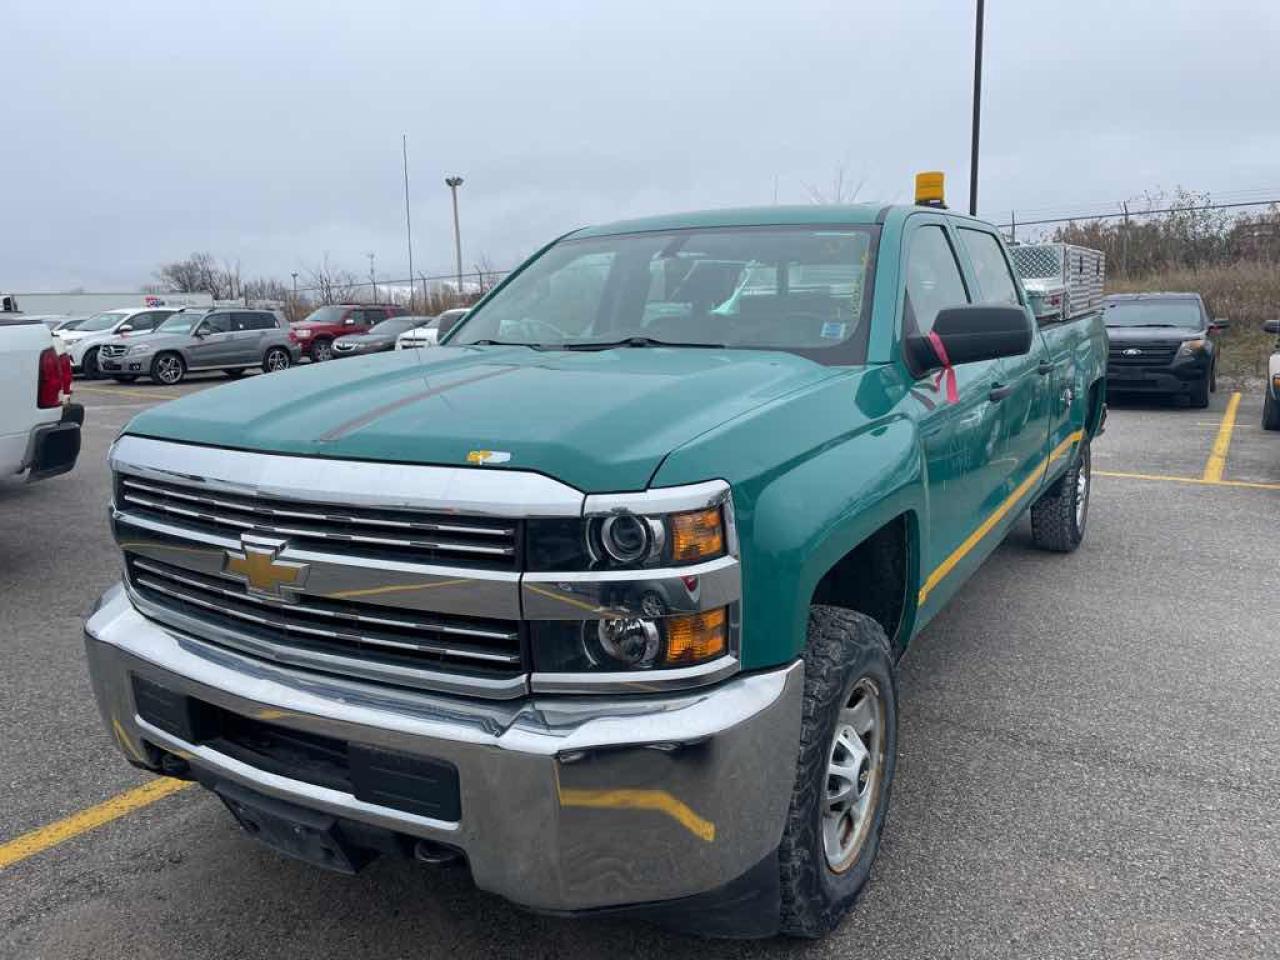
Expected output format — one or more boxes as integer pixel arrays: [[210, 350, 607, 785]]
[[1095, 469, 1280, 492], [0, 777, 192, 870], [1203, 391, 1242, 482], [76, 385, 177, 402]]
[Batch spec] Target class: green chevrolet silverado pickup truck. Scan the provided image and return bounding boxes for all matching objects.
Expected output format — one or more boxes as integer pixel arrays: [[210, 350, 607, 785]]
[[85, 197, 1106, 938]]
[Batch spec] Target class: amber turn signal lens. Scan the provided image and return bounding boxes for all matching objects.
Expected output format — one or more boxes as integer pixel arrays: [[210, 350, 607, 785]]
[[670, 507, 725, 563], [663, 607, 727, 665]]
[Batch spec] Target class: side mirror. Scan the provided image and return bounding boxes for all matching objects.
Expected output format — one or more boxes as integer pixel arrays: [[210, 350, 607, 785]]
[[1261, 320, 1280, 335], [905, 304, 1032, 373], [436, 312, 465, 339], [1209, 318, 1229, 332], [117, 324, 133, 333], [192, 325, 207, 339]]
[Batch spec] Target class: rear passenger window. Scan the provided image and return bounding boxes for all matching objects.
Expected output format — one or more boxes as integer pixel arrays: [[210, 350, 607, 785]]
[[903, 225, 970, 335], [958, 229, 1021, 305]]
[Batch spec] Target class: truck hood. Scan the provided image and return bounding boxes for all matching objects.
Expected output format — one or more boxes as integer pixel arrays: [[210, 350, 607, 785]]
[[123, 345, 839, 492]]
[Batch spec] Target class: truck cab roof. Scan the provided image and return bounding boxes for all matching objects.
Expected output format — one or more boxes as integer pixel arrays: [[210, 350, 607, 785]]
[[569, 203, 988, 239]]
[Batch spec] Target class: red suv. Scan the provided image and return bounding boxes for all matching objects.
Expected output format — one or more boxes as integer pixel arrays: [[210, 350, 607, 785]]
[[290, 304, 407, 362]]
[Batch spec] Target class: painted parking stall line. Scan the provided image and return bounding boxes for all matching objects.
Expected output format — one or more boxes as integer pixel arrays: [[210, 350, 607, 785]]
[[0, 778, 192, 870], [1203, 391, 1242, 482]]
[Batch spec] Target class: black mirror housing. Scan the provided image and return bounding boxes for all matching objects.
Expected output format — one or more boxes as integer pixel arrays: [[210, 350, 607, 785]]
[[907, 304, 1033, 374], [1262, 320, 1280, 335]]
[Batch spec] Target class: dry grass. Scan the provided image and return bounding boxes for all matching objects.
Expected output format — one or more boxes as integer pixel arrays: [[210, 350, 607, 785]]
[[1107, 261, 1280, 381]]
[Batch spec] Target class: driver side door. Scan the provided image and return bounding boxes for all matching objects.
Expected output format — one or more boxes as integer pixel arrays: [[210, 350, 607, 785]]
[[901, 217, 1007, 615]]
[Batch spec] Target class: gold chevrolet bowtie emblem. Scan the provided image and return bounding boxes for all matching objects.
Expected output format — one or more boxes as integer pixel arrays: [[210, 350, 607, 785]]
[[222, 536, 309, 601]]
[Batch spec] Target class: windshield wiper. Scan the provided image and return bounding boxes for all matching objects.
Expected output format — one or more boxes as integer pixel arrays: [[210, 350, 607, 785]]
[[466, 339, 545, 350], [561, 336, 727, 351]]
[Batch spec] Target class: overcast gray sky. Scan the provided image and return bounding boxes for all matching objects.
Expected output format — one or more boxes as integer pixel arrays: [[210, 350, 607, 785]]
[[5, 0, 1278, 292]]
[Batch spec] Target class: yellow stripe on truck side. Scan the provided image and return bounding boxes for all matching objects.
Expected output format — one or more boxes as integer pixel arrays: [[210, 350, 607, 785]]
[[918, 430, 1085, 606]]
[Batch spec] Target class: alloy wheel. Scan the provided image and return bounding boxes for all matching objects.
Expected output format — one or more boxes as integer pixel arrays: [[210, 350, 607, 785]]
[[823, 677, 886, 873]]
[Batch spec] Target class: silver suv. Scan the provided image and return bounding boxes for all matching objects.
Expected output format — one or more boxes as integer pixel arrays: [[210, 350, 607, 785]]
[[98, 308, 300, 385]]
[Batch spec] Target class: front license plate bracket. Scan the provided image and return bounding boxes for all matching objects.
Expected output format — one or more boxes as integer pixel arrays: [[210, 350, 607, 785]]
[[214, 781, 373, 874]]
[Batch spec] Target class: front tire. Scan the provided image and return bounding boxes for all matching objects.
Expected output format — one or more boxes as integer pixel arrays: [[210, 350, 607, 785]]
[[263, 347, 292, 373], [1264, 390, 1280, 431], [1189, 374, 1210, 409], [150, 351, 186, 385], [1030, 439, 1091, 552], [310, 339, 333, 362], [223, 368, 246, 378], [82, 348, 101, 380], [778, 606, 897, 939]]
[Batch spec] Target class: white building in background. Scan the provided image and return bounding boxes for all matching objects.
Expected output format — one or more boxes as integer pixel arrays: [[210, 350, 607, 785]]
[[10, 291, 214, 317]]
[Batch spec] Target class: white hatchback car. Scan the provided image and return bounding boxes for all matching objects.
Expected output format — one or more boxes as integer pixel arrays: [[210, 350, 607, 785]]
[[395, 308, 468, 350]]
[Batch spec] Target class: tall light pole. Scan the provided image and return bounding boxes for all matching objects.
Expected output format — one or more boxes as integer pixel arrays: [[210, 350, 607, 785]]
[[445, 176, 464, 297], [969, 0, 985, 216], [367, 252, 377, 302], [290, 271, 298, 319], [402, 135, 415, 309]]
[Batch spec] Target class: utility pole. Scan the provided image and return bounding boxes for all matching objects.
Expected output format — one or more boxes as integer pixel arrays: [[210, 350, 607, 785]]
[[969, 0, 985, 217], [445, 176, 464, 298], [290, 271, 298, 319], [367, 252, 377, 302], [402, 135, 415, 310], [1121, 201, 1131, 278]]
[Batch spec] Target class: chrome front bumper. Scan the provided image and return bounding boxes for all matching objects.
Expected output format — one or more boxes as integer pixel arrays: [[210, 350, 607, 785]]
[[85, 584, 803, 912]]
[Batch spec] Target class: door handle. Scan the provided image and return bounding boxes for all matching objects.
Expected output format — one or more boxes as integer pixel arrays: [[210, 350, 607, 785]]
[[989, 383, 1015, 402], [1037, 361, 1054, 375]]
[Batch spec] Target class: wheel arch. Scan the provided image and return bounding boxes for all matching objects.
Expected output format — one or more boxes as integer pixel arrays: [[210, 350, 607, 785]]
[[809, 511, 920, 657]]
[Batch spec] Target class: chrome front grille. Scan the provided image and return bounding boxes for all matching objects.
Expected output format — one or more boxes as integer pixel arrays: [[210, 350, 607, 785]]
[[117, 475, 520, 571], [125, 555, 524, 691], [100, 344, 129, 359]]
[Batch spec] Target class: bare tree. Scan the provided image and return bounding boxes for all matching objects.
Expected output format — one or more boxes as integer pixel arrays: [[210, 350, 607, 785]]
[[305, 254, 361, 305], [804, 166, 866, 205]]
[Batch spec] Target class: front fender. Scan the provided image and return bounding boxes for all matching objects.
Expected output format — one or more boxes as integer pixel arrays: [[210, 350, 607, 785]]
[[652, 366, 926, 671]]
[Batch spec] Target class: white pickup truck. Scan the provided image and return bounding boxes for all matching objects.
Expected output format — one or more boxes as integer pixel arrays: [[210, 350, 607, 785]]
[[0, 304, 84, 483]]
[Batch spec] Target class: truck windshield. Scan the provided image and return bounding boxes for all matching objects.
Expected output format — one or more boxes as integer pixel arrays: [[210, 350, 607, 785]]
[[450, 226, 877, 362], [1105, 300, 1202, 329], [78, 311, 130, 332]]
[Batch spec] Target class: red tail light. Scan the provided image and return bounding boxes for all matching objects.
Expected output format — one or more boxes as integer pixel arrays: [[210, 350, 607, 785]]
[[60, 353, 73, 395], [37, 348, 62, 408]]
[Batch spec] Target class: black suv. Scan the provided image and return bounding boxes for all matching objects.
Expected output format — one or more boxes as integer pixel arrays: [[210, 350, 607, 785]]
[[1104, 293, 1226, 408]]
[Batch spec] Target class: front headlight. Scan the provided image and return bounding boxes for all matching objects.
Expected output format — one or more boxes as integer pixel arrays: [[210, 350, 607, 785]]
[[530, 606, 733, 673], [523, 480, 739, 682], [1176, 338, 1207, 358], [527, 505, 728, 572]]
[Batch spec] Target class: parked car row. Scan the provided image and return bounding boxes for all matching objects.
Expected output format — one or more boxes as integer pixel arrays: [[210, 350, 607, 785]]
[[54, 307, 298, 385], [288, 304, 470, 360]]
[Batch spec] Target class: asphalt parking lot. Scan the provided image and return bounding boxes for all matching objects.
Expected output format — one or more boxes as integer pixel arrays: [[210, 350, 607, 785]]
[[2, 377, 1278, 959]]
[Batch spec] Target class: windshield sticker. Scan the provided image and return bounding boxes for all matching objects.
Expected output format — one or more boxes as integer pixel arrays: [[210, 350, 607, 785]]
[[820, 321, 848, 340], [467, 450, 511, 465]]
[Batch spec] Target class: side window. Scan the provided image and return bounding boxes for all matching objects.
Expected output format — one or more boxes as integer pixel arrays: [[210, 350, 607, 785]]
[[201, 313, 233, 335], [130, 311, 163, 331], [343, 310, 360, 326], [362, 308, 387, 324], [958, 229, 1021, 305], [251, 312, 278, 330], [903, 225, 970, 335]]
